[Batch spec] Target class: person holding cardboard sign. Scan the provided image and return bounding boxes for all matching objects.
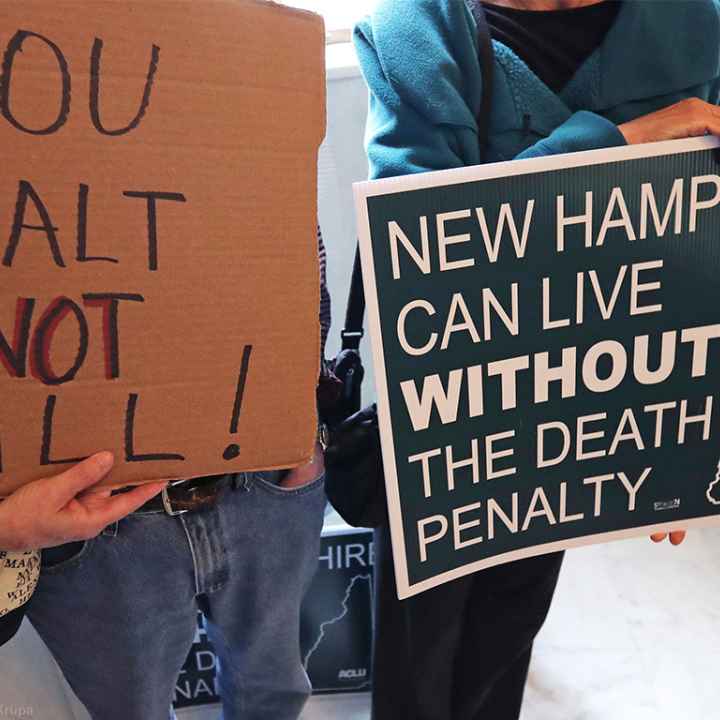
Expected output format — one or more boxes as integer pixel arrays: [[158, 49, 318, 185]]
[[351, 0, 719, 717], [0, 453, 166, 647], [19, 226, 331, 720], [0, 0, 329, 717]]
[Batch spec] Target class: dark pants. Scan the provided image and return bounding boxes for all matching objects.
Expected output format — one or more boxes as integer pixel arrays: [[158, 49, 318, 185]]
[[372, 524, 564, 720]]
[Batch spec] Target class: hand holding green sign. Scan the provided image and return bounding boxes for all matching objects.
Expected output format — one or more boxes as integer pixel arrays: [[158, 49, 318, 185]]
[[356, 137, 720, 598], [619, 98, 720, 146], [621, 98, 720, 550]]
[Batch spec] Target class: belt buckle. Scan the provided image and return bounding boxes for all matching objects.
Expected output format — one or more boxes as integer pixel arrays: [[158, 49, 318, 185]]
[[162, 480, 190, 517]]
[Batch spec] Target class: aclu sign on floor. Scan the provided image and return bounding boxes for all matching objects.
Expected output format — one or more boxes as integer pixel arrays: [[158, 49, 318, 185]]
[[354, 137, 720, 599], [174, 526, 374, 708]]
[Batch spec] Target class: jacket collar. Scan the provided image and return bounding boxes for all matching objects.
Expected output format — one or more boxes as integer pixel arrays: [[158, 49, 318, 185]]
[[360, 0, 720, 136], [563, 0, 720, 111]]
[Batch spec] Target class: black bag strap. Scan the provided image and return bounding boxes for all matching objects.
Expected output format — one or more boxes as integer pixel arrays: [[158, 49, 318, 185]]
[[468, 0, 495, 162], [341, 245, 366, 351], [340, 1, 495, 353]]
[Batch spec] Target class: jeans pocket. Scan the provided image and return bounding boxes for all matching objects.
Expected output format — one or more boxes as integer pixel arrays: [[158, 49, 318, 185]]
[[253, 471, 326, 498], [40, 540, 93, 574]]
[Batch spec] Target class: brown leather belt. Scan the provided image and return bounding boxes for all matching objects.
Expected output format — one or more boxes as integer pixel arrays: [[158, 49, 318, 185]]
[[114, 475, 229, 516]]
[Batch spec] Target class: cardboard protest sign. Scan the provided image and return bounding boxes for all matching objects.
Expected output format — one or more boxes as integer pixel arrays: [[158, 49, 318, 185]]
[[355, 137, 720, 599], [0, 1, 326, 495]]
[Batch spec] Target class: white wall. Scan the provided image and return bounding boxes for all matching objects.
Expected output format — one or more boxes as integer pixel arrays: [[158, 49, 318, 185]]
[[318, 47, 377, 403], [0, 46, 373, 720]]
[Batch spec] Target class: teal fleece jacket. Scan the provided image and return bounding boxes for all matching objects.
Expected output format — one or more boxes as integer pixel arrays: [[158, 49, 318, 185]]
[[354, 0, 720, 180]]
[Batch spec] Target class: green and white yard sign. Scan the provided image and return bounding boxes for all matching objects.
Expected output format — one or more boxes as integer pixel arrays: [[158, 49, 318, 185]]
[[355, 137, 720, 599]]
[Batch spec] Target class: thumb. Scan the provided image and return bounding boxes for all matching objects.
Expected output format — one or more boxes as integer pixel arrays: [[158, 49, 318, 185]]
[[46, 452, 115, 506]]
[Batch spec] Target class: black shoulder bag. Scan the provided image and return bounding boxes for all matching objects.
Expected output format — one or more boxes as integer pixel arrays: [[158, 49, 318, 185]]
[[320, 0, 495, 528]]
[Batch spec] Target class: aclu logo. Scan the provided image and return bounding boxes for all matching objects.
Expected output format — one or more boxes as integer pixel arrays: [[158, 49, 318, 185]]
[[338, 668, 368, 681]]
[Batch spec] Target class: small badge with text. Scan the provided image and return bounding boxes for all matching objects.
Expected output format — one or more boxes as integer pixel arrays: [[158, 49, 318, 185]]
[[654, 499, 681, 512]]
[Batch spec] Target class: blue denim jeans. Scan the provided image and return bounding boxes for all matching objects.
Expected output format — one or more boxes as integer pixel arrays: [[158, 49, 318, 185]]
[[26, 471, 326, 720]]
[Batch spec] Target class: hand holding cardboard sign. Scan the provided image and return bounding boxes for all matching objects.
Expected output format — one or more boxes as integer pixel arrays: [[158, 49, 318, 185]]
[[279, 443, 325, 490], [0, 453, 167, 552], [619, 98, 720, 145]]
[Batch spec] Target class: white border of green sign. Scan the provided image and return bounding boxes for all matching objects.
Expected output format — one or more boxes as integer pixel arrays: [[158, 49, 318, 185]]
[[354, 136, 720, 600]]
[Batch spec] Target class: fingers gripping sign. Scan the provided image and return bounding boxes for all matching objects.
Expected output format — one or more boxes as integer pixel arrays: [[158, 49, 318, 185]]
[[0, 453, 167, 552]]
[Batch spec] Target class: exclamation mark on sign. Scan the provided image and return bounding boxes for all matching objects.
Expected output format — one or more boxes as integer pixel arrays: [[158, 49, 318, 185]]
[[223, 345, 253, 460]]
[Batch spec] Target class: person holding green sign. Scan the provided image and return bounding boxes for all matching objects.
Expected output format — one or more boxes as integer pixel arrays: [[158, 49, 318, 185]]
[[353, 0, 719, 717]]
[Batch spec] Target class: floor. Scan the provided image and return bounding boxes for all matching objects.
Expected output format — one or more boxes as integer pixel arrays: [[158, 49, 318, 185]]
[[518, 527, 720, 720], [175, 526, 720, 720], [5, 527, 717, 720], [174, 693, 370, 720], [173, 690, 373, 719]]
